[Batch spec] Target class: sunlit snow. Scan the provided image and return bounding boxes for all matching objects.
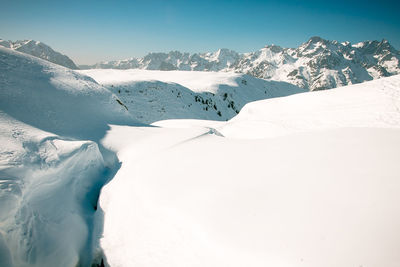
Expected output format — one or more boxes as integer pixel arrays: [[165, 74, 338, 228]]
[[1, 45, 400, 267]]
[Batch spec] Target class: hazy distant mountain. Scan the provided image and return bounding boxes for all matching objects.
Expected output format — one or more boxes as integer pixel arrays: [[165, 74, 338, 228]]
[[0, 39, 78, 69], [82, 37, 400, 91]]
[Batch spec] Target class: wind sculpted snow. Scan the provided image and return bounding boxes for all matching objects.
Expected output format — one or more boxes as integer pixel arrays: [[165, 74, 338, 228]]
[[0, 114, 106, 266], [0, 47, 140, 141], [1, 43, 400, 267], [97, 75, 400, 267], [219, 74, 400, 138], [99, 128, 400, 267], [0, 47, 141, 267]]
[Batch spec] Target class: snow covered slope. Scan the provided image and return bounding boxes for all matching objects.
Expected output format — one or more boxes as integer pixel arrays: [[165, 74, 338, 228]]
[[2, 42, 400, 267], [0, 46, 140, 267], [80, 69, 306, 123], [0, 114, 106, 267], [220, 74, 400, 138], [0, 46, 137, 141], [98, 75, 400, 267], [83, 37, 400, 91], [0, 39, 78, 69]]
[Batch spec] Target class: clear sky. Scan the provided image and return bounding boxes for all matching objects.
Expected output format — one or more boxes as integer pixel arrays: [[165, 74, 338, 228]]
[[1, 0, 399, 65]]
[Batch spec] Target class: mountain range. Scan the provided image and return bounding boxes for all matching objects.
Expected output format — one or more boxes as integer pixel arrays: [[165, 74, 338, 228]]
[[1, 38, 400, 267], [82, 37, 400, 91], [2, 37, 399, 91]]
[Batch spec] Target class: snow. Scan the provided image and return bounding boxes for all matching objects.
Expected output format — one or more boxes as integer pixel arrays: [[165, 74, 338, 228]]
[[99, 127, 400, 267], [220, 74, 400, 139], [0, 46, 138, 141], [0, 46, 139, 267], [1, 42, 400, 267], [382, 56, 399, 74], [97, 75, 400, 267], [0, 111, 106, 267], [81, 37, 400, 91], [80, 69, 305, 123], [352, 42, 365, 48], [80, 69, 241, 93], [0, 39, 78, 69]]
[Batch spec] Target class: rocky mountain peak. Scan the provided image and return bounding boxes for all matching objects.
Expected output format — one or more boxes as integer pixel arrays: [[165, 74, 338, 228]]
[[80, 37, 400, 91], [0, 39, 78, 69]]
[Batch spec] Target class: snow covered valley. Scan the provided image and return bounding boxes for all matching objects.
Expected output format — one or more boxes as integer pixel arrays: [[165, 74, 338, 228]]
[[79, 69, 305, 123], [1, 46, 400, 267]]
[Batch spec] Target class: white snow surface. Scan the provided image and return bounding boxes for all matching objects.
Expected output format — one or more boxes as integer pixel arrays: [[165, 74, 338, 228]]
[[220, 74, 400, 138], [0, 47, 138, 141], [1, 43, 400, 267], [80, 69, 242, 93], [0, 113, 105, 267], [0, 39, 78, 69], [0, 46, 139, 267], [98, 75, 400, 267], [80, 69, 306, 123]]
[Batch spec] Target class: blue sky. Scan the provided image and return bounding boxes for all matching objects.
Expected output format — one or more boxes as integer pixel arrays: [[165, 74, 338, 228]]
[[1, 0, 399, 64]]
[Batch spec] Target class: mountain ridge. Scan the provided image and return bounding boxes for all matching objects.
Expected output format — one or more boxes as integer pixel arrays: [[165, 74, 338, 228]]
[[0, 39, 78, 69], [82, 37, 400, 91]]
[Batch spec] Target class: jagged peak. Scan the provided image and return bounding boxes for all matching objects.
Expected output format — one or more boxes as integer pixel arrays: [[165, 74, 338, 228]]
[[215, 48, 237, 54], [307, 36, 326, 44], [264, 44, 283, 53], [354, 39, 394, 53], [211, 48, 239, 61], [168, 50, 185, 56]]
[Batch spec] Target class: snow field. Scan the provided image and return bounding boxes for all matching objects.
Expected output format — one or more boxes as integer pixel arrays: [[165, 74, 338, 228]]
[[1, 43, 400, 267]]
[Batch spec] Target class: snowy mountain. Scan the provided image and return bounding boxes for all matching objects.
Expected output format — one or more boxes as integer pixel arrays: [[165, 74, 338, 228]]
[[1, 42, 400, 267], [83, 37, 400, 91], [80, 69, 306, 123], [0, 46, 139, 267], [0, 39, 78, 69]]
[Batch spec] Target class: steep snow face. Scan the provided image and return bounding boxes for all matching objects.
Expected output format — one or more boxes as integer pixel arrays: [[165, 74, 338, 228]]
[[0, 47, 142, 267], [0, 39, 78, 69], [0, 47, 138, 141], [83, 37, 400, 91], [80, 69, 306, 123], [0, 113, 106, 267], [220, 74, 400, 138], [98, 76, 400, 267]]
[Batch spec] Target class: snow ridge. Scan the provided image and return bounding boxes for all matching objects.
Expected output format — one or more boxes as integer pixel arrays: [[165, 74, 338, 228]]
[[0, 39, 78, 69], [0, 46, 139, 267]]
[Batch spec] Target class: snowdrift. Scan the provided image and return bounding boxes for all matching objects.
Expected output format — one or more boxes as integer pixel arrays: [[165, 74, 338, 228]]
[[0, 114, 105, 267], [220, 74, 400, 138], [98, 75, 400, 267], [0, 47, 139, 267]]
